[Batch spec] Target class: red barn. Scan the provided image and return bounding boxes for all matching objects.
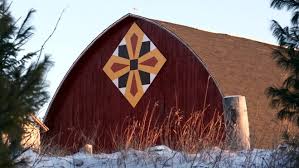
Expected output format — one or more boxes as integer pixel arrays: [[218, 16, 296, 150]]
[[43, 14, 285, 152]]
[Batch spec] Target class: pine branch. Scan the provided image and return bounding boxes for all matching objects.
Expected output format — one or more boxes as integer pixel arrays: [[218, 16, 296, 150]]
[[16, 9, 35, 39], [291, 11, 299, 24], [271, 20, 288, 45], [271, 0, 299, 11]]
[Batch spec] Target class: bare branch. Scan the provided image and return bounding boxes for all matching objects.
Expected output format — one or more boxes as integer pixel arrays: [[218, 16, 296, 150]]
[[36, 8, 65, 64]]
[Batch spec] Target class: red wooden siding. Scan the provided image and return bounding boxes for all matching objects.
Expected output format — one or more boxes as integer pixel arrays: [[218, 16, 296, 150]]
[[43, 16, 224, 152]]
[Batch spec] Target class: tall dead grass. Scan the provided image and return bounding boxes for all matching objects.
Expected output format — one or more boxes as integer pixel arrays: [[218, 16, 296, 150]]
[[161, 106, 225, 153], [110, 102, 162, 151], [109, 102, 225, 153]]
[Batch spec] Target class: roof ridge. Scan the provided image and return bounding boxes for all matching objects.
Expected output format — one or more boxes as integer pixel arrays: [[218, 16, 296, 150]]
[[149, 19, 276, 48]]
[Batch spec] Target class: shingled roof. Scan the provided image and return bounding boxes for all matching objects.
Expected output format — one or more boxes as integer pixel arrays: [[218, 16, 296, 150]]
[[148, 18, 286, 148]]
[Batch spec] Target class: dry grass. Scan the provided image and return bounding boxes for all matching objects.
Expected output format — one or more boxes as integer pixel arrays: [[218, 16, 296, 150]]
[[40, 102, 224, 156], [109, 102, 224, 153], [161, 106, 225, 153], [110, 102, 162, 151], [34, 103, 297, 168]]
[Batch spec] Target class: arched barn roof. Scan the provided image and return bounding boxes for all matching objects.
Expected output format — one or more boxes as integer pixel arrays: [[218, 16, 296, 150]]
[[153, 19, 285, 147], [45, 14, 285, 149]]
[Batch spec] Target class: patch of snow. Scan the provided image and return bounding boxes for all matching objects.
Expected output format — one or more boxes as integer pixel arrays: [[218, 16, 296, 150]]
[[19, 146, 294, 168]]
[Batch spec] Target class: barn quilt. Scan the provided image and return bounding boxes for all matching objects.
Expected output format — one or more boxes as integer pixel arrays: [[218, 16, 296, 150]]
[[103, 23, 166, 107]]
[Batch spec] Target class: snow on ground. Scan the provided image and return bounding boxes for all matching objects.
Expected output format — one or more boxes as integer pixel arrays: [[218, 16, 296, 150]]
[[20, 145, 292, 168]]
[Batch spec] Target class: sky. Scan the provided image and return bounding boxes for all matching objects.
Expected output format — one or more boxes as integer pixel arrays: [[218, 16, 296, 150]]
[[9, 0, 291, 117]]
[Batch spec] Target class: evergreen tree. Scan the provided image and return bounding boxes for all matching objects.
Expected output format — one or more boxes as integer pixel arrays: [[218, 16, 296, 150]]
[[0, 0, 53, 167], [267, 0, 299, 127]]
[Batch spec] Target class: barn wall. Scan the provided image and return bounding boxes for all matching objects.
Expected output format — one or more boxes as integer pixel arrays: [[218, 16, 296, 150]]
[[43, 17, 223, 152]]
